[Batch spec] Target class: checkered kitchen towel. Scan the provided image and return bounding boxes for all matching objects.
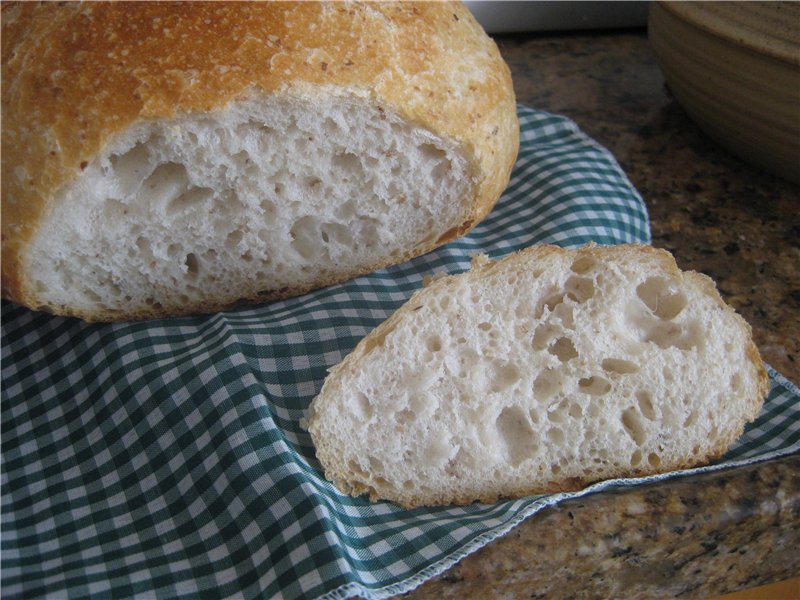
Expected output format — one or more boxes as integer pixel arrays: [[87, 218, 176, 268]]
[[3, 106, 798, 599]]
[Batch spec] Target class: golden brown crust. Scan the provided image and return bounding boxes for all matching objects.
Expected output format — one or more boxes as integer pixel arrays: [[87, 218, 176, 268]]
[[1, 1, 518, 318]]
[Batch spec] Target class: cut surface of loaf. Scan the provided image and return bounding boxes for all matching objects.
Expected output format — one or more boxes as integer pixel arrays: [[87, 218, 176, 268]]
[[1, 2, 518, 320], [306, 244, 768, 508], [24, 94, 472, 318]]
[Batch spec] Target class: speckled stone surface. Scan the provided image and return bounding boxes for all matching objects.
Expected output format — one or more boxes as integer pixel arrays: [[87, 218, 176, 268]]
[[400, 30, 799, 599], [404, 455, 799, 599]]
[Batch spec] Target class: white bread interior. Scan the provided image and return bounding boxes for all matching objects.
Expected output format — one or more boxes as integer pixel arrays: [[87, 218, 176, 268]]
[[2, 2, 519, 321], [306, 244, 768, 508], [26, 92, 472, 318]]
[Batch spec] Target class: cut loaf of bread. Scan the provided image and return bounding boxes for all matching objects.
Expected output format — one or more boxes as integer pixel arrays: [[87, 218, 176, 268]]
[[1, 2, 518, 321], [306, 244, 768, 508]]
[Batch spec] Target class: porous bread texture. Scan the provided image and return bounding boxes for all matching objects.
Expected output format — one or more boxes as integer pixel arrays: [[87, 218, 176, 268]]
[[307, 244, 769, 508], [1, 1, 518, 320], [24, 93, 472, 319]]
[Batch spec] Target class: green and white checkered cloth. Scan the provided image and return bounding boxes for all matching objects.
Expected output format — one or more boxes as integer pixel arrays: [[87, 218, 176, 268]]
[[3, 106, 798, 599]]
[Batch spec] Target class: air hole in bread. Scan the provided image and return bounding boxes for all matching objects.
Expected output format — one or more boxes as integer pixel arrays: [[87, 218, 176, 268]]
[[449, 448, 473, 475], [368, 456, 384, 474], [570, 255, 598, 274], [579, 376, 611, 396], [169, 186, 213, 215], [260, 197, 276, 216], [539, 292, 565, 317], [231, 150, 250, 168], [636, 276, 687, 320], [569, 402, 583, 419], [631, 449, 643, 467], [109, 141, 150, 195], [358, 216, 381, 249], [289, 216, 319, 260], [444, 457, 459, 477], [636, 390, 657, 421], [408, 393, 430, 415], [419, 143, 447, 163], [547, 400, 568, 423], [321, 117, 338, 136], [601, 358, 640, 375], [644, 320, 702, 351], [184, 253, 199, 277], [547, 427, 564, 445], [347, 460, 368, 478], [730, 373, 742, 392], [496, 406, 537, 467], [425, 436, 456, 468], [621, 407, 647, 446], [565, 275, 595, 303], [136, 236, 153, 257], [426, 335, 442, 352], [489, 360, 521, 393], [553, 303, 575, 328], [683, 410, 698, 427], [478, 321, 492, 332], [226, 229, 243, 249], [321, 222, 353, 247], [549, 337, 578, 362], [533, 368, 562, 400], [141, 162, 190, 211], [647, 452, 661, 468], [103, 198, 128, 220], [532, 323, 557, 351], [355, 392, 373, 420], [84, 288, 102, 303], [486, 332, 500, 349]]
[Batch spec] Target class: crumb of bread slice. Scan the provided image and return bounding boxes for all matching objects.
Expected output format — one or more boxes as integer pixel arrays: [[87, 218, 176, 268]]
[[307, 244, 768, 508]]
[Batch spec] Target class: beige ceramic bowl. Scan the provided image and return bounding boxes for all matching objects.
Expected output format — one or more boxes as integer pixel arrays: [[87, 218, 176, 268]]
[[649, 1, 800, 183]]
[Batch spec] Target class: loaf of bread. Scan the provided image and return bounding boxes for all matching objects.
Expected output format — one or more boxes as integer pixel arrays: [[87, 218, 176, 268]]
[[1, 2, 518, 321], [306, 244, 768, 508]]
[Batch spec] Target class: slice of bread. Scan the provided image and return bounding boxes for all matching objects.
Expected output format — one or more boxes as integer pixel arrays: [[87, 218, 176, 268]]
[[306, 244, 768, 508], [0, 2, 517, 321]]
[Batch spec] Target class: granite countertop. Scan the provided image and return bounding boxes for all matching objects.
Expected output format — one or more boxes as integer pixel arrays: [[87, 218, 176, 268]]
[[402, 29, 799, 599]]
